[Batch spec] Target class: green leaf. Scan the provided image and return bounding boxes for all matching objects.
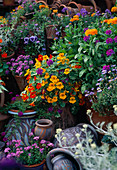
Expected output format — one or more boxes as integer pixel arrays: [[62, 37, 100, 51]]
[[60, 102, 65, 108], [84, 56, 89, 63], [79, 69, 87, 77], [81, 84, 86, 94]]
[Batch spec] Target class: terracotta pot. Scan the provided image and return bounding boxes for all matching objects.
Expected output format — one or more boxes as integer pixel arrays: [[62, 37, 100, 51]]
[[36, 0, 48, 6], [0, 90, 5, 107], [67, 3, 82, 17], [34, 119, 54, 141], [14, 75, 27, 92], [46, 148, 83, 170], [20, 159, 46, 170]]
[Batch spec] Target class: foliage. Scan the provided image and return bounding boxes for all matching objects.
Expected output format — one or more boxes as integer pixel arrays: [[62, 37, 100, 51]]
[[85, 65, 117, 115], [4, 133, 54, 165], [21, 53, 85, 116], [55, 124, 117, 170], [51, 9, 117, 93], [0, 79, 7, 93]]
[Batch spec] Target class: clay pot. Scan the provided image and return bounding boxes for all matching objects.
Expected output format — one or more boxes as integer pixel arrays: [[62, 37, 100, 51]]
[[20, 159, 46, 170], [0, 90, 5, 107], [14, 75, 27, 92], [46, 148, 83, 170], [45, 25, 58, 39], [34, 119, 54, 141]]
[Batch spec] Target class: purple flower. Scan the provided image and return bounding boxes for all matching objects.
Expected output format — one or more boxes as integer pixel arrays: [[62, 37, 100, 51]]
[[35, 24, 38, 26], [30, 36, 37, 42], [89, 64, 93, 67], [95, 40, 100, 44], [83, 28, 88, 33], [29, 60, 33, 65], [80, 8, 88, 17], [28, 153, 31, 157], [58, 109, 62, 114], [1, 132, 6, 136], [33, 136, 39, 140], [103, 65, 110, 71], [47, 59, 53, 66], [11, 97, 16, 101], [39, 148, 44, 153], [105, 9, 111, 15], [3, 137, 8, 142], [40, 140, 46, 144], [61, 7, 68, 13], [29, 132, 33, 136], [48, 107, 53, 112], [4, 147, 11, 153], [36, 41, 40, 44], [18, 111, 23, 117], [114, 36, 117, 43], [76, 13, 80, 17], [106, 38, 113, 44], [106, 49, 115, 56], [24, 66, 29, 70], [105, 30, 112, 35], [5, 70, 9, 74], [83, 36, 90, 42], [36, 68, 43, 75], [24, 37, 29, 42]]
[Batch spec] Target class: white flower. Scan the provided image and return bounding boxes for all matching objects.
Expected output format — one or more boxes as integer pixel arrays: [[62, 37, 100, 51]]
[[113, 105, 117, 108], [76, 143, 82, 149], [83, 124, 88, 128], [113, 123, 117, 130], [56, 128, 62, 134], [75, 133, 80, 137], [90, 143, 96, 149], [88, 139, 93, 143], [62, 137, 66, 141], [86, 109, 91, 115]]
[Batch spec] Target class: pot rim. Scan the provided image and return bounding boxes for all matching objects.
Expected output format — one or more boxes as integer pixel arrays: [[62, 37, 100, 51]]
[[8, 109, 37, 115], [23, 159, 45, 167], [35, 119, 53, 127]]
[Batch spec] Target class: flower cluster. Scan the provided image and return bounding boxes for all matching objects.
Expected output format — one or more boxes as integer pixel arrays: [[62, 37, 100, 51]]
[[4, 133, 54, 165], [7, 55, 34, 76]]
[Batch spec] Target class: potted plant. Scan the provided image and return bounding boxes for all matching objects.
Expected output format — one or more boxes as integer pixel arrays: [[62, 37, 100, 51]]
[[3, 132, 54, 169], [7, 55, 34, 91]]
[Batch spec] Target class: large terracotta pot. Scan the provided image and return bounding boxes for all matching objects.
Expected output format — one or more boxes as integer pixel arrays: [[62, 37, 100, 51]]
[[14, 75, 27, 92], [34, 119, 54, 141], [45, 25, 58, 39], [20, 159, 46, 170], [46, 148, 83, 170]]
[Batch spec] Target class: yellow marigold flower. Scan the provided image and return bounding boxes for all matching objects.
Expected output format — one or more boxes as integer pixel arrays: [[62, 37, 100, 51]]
[[70, 15, 79, 22], [35, 59, 41, 69], [69, 97, 76, 104], [52, 96, 58, 102], [85, 29, 98, 36], [50, 75, 58, 83], [91, 13, 95, 17], [47, 97, 53, 103], [44, 73, 49, 79], [64, 68, 70, 74], [78, 94, 82, 99], [39, 5, 46, 9], [24, 69, 30, 76], [107, 17, 117, 24], [53, 10, 58, 13], [111, 6, 117, 12], [59, 92, 67, 100], [56, 82, 64, 90], [59, 53, 64, 57], [43, 55, 49, 60]]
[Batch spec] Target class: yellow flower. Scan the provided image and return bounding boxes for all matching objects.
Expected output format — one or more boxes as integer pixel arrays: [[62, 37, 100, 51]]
[[69, 97, 76, 104], [78, 94, 82, 99], [90, 143, 96, 149], [0, 16, 3, 19], [111, 6, 117, 12], [56, 128, 62, 134], [53, 10, 58, 13], [47, 97, 53, 103], [24, 69, 30, 76], [59, 92, 67, 100], [59, 53, 64, 57], [44, 73, 49, 79], [65, 58, 69, 64], [39, 5, 46, 9], [56, 82, 64, 90], [43, 55, 49, 60], [70, 15, 79, 22], [41, 95, 45, 99], [64, 68, 70, 74], [42, 68, 46, 73], [85, 29, 98, 36], [47, 83, 56, 91], [41, 80, 46, 86], [12, 9, 15, 12], [35, 59, 41, 69], [50, 75, 59, 83], [52, 96, 58, 102]]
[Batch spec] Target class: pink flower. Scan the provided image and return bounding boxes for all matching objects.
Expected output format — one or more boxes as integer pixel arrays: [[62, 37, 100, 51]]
[[33, 136, 39, 140], [18, 111, 23, 117], [15, 143, 21, 147], [4, 147, 11, 153], [47, 143, 54, 147], [3, 137, 7, 142], [29, 132, 33, 136], [6, 141, 12, 146], [40, 140, 46, 144], [28, 153, 31, 157], [1, 132, 5, 136], [39, 148, 44, 153]]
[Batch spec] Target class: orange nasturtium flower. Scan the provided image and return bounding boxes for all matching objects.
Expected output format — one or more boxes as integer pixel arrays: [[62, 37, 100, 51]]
[[47, 97, 53, 103], [53, 10, 58, 13], [56, 82, 64, 90], [64, 68, 70, 74], [50, 75, 59, 84], [38, 54, 43, 62], [1, 52, 7, 58], [47, 83, 56, 91], [29, 102, 35, 106], [52, 96, 58, 102], [43, 55, 49, 61], [21, 93, 29, 101], [111, 7, 117, 12], [0, 39, 2, 43], [39, 5, 46, 9], [69, 97, 76, 104], [44, 73, 49, 79], [59, 92, 67, 100]]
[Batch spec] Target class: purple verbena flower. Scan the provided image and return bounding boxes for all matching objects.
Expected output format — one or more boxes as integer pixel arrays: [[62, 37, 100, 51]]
[[103, 65, 110, 71], [83, 36, 90, 42], [11, 97, 16, 101], [105, 30, 112, 35], [114, 36, 117, 43], [61, 7, 68, 13], [106, 49, 115, 56], [106, 38, 113, 44], [47, 59, 53, 66], [48, 107, 53, 112]]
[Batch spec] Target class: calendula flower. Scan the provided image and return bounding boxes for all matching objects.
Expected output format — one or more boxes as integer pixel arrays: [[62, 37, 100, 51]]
[[69, 97, 76, 104], [64, 68, 70, 74], [111, 6, 117, 12], [85, 29, 98, 36], [56, 82, 64, 90], [59, 92, 67, 100]]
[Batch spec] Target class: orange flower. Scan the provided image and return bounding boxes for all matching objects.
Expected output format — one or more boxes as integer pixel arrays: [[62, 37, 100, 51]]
[[34, 76, 36, 81], [1, 52, 7, 58], [47, 97, 53, 103], [85, 29, 98, 36], [29, 102, 35, 106], [68, 42, 72, 44], [21, 93, 29, 101], [0, 39, 2, 43], [36, 83, 41, 89], [44, 73, 49, 79], [59, 92, 67, 100], [52, 96, 58, 102], [56, 82, 64, 90], [49, 54, 53, 59], [26, 74, 31, 82], [30, 92, 36, 98], [69, 97, 76, 104]]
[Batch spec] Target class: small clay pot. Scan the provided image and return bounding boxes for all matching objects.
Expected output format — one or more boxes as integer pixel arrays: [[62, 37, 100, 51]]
[[34, 119, 54, 141]]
